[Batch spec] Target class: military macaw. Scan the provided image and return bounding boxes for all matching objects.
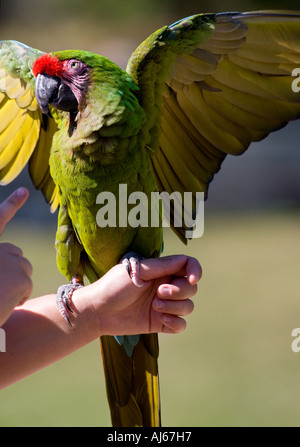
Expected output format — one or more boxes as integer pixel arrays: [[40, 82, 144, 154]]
[[1, 10, 300, 427]]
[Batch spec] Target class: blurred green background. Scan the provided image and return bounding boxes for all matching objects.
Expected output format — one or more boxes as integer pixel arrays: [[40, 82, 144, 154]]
[[0, 0, 300, 427]]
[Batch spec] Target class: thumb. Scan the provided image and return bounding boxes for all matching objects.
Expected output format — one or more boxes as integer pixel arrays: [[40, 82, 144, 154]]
[[0, 188, 29, 235]]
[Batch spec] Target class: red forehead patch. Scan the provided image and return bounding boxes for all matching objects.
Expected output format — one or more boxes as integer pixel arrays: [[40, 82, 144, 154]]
[[32, 54, 63, 77]]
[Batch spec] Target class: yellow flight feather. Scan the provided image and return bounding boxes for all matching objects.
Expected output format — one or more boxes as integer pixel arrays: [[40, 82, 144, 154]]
[[0, 110, 40, 184]]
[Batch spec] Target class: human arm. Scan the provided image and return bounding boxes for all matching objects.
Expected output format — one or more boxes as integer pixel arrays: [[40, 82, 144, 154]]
[[0, 255, 201, 388]]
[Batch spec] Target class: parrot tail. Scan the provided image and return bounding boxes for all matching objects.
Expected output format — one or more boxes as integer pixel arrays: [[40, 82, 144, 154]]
[[100, 333, 161, 427]]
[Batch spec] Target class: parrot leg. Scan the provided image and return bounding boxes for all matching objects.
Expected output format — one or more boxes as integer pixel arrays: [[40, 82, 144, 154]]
[[56, 276, 84, 327], [121, 252, 145, 287]]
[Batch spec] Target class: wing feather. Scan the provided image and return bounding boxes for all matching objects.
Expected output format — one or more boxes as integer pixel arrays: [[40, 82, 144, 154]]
[[0, 40, 59, 210], [127, 12, 300, 239]]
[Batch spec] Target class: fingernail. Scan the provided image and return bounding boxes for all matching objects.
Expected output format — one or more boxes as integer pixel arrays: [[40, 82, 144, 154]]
[[190, 275, 198, 284], [159, 287, 171, 296], [191, 273, 201, 284], [153, 298, 166, 310], [16, 187, 28, 198]]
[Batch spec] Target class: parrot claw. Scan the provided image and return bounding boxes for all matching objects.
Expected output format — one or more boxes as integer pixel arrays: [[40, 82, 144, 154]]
[[121, 252, 145, 287], [56, 277, 84, 327]]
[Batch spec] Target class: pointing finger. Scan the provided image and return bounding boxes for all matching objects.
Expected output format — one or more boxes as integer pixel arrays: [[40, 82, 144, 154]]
[[0, 188, 29, 235]]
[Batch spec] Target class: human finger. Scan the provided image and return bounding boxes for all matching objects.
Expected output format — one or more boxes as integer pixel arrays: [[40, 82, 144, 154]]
[[0, 188, 29, 235], [160, 314, 187, 334], [153, 296, 194, 316], [157, 278, 198, 301], [185, 256, 202, 284], [172, 256, 202, 285], [18, 277, 33, 305], [21, 256, 33, 278], [140, 255, 202, 284], [0, 242, 32, 276], [0, 242, 23, 257]]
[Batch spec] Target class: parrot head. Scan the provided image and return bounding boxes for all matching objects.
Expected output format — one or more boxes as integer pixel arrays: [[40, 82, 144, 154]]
[[33, 52, 91, 116], [32, 49, 143, 139]]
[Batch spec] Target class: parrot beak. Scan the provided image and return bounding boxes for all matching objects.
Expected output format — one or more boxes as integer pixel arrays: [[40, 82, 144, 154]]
[[35, 73, 78, 116]]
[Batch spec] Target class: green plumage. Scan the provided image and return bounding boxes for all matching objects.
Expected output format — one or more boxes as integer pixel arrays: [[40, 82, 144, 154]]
[[49, 51, 162, 280], [49, 51, 163, 426]]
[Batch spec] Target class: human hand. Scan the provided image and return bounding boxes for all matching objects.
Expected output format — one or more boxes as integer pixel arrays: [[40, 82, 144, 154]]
[[73, 255, 201, 336], [0, 188, 33, 326]]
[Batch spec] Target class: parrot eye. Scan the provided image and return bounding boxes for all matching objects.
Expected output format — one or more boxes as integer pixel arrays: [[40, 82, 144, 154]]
[[70, 61, 79, 69], [64, 59, 85, 74]]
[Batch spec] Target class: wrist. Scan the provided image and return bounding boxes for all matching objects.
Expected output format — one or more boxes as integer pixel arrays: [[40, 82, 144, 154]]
[[71, 285, 103, 338]]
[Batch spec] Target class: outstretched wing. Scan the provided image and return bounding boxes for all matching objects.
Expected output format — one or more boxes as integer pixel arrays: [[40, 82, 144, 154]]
[[0, 40, 59, 211], [127, 11, 300, 239]]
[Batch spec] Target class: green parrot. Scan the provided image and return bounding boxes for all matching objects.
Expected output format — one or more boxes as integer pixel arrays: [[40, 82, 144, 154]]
[[1, 10, 300, 427]]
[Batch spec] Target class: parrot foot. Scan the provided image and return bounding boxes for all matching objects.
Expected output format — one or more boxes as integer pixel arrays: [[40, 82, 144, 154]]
[[121, 252, 145, 287], [56, 277, 84, 327]]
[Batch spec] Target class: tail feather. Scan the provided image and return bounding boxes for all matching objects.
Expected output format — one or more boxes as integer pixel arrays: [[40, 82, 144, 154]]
[[100, 333, 161, 427]]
